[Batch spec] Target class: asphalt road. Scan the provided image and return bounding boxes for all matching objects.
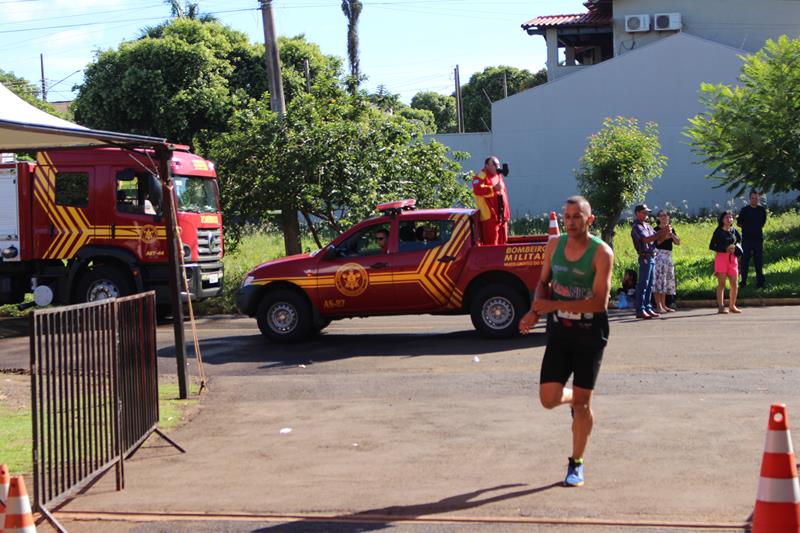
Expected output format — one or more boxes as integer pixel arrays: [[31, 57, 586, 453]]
[[3, 306, 798, 533]]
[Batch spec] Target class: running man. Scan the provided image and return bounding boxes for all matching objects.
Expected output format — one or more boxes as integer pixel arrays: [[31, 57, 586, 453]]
[[519, 196, 613, 487]]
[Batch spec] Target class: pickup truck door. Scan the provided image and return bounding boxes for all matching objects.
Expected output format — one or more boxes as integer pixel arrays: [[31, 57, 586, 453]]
[[391, 215, 471, 311], [316, 221, 396, 314]]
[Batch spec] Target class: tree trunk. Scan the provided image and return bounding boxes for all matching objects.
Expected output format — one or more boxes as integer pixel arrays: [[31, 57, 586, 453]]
[[302, 211, 323, 249], [282, 206, 302, 256]]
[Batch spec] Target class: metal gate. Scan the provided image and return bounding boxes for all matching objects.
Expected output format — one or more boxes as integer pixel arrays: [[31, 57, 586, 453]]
[[29, 292, 184, 532]]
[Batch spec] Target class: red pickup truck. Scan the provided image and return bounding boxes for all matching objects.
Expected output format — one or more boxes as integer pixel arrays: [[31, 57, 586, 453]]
[[236, 200, 551, 342]]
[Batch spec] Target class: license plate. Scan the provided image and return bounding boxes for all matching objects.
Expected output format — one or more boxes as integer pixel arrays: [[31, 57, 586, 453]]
[[208, 274, 219, 284]]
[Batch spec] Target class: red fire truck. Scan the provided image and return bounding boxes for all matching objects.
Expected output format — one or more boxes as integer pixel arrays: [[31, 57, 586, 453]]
[[236, 199, 550, 342], [0, 146, 224, 309]]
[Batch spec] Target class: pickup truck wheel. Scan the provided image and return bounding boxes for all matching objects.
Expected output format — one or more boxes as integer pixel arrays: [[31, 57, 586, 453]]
[[75, 266, 133, 303], [470, 284, 527, 339], [256, 290, 312, 343], [314, 318, 332, 333]]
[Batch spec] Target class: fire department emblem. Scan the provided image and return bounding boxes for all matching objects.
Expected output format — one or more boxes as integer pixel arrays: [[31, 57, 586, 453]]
[[140, 225, 159, 244], [334, 263, 369, 297]]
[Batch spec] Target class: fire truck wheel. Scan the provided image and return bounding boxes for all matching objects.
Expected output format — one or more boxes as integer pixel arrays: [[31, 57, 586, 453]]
[[75, 266, 133, 303], [470, 283, 526, 339], [256, 289, 313, 343]]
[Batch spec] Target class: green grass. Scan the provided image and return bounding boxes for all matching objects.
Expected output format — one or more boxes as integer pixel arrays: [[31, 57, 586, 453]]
[[0, 380, 201, 475], [0, 398, 32, 474], [610, 210, 800, 299]]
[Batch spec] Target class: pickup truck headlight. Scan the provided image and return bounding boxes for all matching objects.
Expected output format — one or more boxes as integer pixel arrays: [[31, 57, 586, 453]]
[[242, 275, 255, 287]]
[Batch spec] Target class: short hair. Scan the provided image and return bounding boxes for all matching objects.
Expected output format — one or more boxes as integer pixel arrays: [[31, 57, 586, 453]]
[[376, 228, 389, 237], [749, 189, 760, 197], [565, 195, 592, 215], [657, 210, 668, 217]]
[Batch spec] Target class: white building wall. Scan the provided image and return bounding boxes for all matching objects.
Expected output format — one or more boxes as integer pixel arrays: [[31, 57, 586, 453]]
[[424, 132, 492, 180], [614, 0, 800, 56], [431, 34, 748, 218]]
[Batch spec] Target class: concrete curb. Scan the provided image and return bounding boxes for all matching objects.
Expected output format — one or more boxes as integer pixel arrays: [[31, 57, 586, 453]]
[[675, 297, 800, 308]]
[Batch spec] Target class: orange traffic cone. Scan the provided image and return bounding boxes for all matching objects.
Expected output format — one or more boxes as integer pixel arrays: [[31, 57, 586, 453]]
[[547, 211, 560, 241], [0, 463, 8, 527], [752, 403, 800, 533], [3, 476, 36, 532]]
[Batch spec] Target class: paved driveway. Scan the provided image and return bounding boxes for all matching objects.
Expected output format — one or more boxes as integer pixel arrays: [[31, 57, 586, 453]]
[[3, 307, 798, 532]]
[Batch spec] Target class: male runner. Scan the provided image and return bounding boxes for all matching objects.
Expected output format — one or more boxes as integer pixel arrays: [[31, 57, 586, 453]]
[[519, 196, 613, 487]]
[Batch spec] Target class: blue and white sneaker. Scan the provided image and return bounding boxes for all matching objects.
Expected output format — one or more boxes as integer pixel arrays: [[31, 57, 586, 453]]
[[564, 457, 584, 487]]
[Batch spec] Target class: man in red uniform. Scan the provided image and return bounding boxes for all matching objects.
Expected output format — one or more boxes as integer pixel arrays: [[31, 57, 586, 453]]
[[472, 156, 509, 245]]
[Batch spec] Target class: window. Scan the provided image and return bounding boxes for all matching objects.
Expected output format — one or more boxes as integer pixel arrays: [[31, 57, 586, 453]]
[[398, 219, 455, 253], [115, 169, 160, 215], [54, 172, 88, 207], [336, 223, 391, 257]]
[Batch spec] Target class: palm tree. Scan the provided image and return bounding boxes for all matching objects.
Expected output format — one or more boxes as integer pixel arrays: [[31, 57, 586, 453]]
[[140, 2, 218, 39], [341, 0, 363, 95]]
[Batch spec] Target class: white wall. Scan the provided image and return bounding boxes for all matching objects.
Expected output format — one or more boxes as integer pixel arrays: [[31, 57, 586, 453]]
[[432, 34, 752, 218], [424, 132, 492, 180], [614, 0, 800, 56]]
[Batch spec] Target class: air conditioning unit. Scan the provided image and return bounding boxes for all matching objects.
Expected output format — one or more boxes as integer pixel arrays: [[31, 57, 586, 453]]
[[624, 14, 650, 33], [654, 12, 682, 31]]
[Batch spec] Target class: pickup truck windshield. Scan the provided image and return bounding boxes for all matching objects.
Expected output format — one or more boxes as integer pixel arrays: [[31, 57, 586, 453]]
[[174, 175, 218, 213]]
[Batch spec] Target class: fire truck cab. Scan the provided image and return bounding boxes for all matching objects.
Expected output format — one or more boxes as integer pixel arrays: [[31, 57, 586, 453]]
[[0, 146, 224, 308]]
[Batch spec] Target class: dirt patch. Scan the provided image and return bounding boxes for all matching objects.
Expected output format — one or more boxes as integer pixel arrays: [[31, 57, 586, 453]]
[[0, 373, 30, 411]]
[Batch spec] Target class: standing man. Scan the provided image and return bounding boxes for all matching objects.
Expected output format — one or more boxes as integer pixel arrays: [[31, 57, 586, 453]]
[[630, 205, 667, 319], [737, 190, 767, 289], [519, 196, 613, 487], [472, 156, 509, 245]]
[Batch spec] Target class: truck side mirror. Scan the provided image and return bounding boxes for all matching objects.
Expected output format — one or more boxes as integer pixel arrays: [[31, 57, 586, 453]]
[[148, 174, 163, 206], [323, 245, 339, 260]]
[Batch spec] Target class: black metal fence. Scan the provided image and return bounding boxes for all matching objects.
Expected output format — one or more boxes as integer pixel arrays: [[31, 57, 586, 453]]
[[29, 292, 182, 532]]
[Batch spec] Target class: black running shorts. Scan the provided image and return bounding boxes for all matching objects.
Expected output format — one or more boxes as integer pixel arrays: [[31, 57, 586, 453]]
[[540, 313, 609, 390]]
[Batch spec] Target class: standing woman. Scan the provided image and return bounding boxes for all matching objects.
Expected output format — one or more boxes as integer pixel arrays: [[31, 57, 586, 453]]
[[709, 210, 742, 314], [653, 210, 680, 313]]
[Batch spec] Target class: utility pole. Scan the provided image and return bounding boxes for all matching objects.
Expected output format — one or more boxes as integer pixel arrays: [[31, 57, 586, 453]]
[[259, 0, 299, 255], [40, 54, 46, 102], [503, 72, 508, 99], [303, 58, 311, 93], [260, 0, 286, 115], [454, 65, 464, 133]]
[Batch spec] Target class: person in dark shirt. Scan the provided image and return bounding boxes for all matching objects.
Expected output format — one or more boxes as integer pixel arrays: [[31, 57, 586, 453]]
[[737, 190, 767, 289], [630, 205, 669, 319], [653, 210, 681, 313], [709, 210, 742, 314]]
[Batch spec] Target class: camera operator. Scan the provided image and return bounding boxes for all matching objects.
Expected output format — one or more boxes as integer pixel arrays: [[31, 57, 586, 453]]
[[472, 156, 510, 245]]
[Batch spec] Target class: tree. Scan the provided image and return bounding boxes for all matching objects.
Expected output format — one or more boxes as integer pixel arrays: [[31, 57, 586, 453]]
[[575, 117, 667, 247], [74, 20, 340, 149], [0, 69, 61, 116], [460, 66, 546, 132], [369, 85, 401, 114], [74, 20, 257, 144], [341, 0, 363, 95], [207, 92, 472, 250], [397, 107, 436, 134], [686, 36, 800, 197], [410, 91, 457, 133]]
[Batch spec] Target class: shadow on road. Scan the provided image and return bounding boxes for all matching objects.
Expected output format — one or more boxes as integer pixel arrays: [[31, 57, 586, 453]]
[[157, 330, 548, 369], [253, 482, 562, 532]]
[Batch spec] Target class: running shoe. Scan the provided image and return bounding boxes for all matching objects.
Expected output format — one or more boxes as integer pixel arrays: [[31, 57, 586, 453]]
[[565, 457, 584, 487]]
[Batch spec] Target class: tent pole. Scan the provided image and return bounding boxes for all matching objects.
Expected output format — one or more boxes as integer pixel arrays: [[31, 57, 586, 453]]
[[157, 145, 188, 399]]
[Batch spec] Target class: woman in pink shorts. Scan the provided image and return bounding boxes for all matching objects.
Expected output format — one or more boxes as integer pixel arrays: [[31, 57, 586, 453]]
[[708, 210, 742, 314]]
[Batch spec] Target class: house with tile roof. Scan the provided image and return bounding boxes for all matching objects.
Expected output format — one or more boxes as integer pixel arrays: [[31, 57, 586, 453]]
[[431, 0, 800, 217]]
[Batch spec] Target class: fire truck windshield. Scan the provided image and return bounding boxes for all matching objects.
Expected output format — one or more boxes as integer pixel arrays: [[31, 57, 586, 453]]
[[173, 176, 218, 213]]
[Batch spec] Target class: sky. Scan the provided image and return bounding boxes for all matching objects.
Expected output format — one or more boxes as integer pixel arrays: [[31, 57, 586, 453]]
[[0, 0, 588, 104]]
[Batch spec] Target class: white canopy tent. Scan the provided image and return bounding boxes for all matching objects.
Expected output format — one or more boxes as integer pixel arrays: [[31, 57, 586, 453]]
[[0, 82, 189, 399], [0, 81, 166, 151]]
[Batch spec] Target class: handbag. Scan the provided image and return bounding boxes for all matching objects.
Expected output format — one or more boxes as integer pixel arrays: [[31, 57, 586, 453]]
[[734, 243, 744, 257]]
